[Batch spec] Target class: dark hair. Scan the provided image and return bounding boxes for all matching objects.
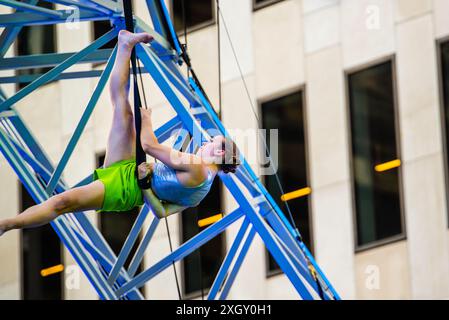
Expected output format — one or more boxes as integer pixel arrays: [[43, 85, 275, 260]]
[[220, 138, 240, 174]]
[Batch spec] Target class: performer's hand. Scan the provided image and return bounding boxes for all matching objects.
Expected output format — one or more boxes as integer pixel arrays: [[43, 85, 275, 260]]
[[137, 162, 152, 180]]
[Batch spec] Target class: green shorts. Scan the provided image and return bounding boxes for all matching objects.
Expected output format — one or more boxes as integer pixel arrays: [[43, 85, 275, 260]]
[[93, 159, 144, 212]]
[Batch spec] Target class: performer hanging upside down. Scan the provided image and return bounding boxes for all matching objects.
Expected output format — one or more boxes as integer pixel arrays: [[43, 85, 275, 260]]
[[0, 30, 239, 237]]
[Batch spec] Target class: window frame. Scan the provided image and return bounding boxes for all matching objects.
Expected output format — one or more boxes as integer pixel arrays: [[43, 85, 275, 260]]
[[344, 55, 407, 253], [14, 2, 58, 91], [178, 179, 227, 300], [170, 0, 216, 36], [252, 0, 285, 11], [257, 85, 314, 278], [436, 36, 449, 228]]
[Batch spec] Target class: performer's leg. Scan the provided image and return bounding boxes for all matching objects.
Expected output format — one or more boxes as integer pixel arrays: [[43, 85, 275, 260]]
[[103, 30, 153, 168], [0, 180, 105, 236]]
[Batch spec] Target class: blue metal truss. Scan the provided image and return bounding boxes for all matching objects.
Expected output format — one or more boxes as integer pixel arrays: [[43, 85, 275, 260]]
[[0, 0, 340, 300]]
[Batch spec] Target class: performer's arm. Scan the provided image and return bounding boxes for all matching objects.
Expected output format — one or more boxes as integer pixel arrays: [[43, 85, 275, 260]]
[[142, 188, 187, 218], [140, 108, 206, 178]]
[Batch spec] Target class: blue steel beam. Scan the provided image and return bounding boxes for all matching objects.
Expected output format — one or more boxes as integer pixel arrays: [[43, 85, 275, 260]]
[[0, 69, 149, 84], [189, 76, 336, 297], [219, 226, 256, 300], [264, 207, 338, 299], [2, 118, 142, 299], [72, 115, 185, 189], [5, 131, 66, 192], [43, 0, 107, 13], [0, 0, 339, 300], [0, 89, 54, 171], [78, 0, 122, 13], [0, 127, 119, 299], [0, 29, 117, 112], [145, 0, 168, 39], [45, 46, 117, 194], [0, 0, 64, 17], [135, 44, 211, 143], [189, 79, 334, 298], [127, 216, 159, 277], [108, 119, 188, 285], [107, 205, 151, 286], [70, 219, 144, 300], [1, 90, 142, 299], [134, 16, 174, 57], [0, 70, 106, 84], [0, 0, 39, 57], [115, 208, 244, 297], [132, 43, 327, 298], [0, 49, 113, 71], [220, 175, 317, 299], [157, 0, 182, 56], [208, 218, 250, 300], [136, 44, 202, 107], [0, 9, 109, 27], [141, 45, 325, 297]]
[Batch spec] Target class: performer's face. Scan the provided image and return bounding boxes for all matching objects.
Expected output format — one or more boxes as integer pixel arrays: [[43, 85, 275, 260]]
[[198, 135, 226, 160]]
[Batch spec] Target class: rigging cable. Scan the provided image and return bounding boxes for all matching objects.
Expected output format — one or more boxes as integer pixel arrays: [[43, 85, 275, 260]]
[[214, 3, 326, 299], [122, 0, 182, 300], [214, 3, 299, 240]]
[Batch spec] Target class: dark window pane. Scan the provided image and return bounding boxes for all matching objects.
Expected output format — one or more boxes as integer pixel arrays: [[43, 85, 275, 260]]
[[16, 1, 56, 89], [96, 154, 144, 296], [181, 178, 224, 297], [441, 41, 449, 225], [173, 0, 214, 32], [261, 91, 311, 274], [348, 61, 403, 248], [92, 20, 117, 50], [20, 184, 63, 300]]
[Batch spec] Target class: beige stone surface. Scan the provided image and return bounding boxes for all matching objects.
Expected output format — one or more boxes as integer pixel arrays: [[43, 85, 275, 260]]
[[355, 240, 411, 299]]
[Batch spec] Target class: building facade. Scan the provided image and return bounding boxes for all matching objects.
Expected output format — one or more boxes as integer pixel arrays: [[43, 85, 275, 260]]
[[1, 0, 449, 300]]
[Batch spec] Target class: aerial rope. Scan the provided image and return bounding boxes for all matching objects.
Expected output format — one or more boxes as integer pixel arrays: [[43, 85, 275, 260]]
[[122, 0, 182, 300]]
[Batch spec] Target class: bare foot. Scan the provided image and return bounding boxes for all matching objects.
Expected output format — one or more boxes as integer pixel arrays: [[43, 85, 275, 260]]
[[118, 30, 153, 50]]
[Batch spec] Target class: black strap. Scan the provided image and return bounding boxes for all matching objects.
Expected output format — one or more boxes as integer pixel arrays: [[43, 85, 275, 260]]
[[122, 0, 149, 189]]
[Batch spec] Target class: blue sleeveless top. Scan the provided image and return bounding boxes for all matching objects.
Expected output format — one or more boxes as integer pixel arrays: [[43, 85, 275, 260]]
[[151, 162, 214, 207]]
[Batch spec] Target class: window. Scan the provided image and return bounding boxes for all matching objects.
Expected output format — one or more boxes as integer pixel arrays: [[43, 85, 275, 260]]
[[172, 0, 215, 33], [16, 1, 56, 89], [253, 0, 284, 11], [92, 20, 117, 50], [180, 178, 225, 298], [440, 40, 449, 226], [20, 184, 63, 300], [96, 154, 145, 295], [347, 60, 404, 250], [260, 90, 312, 276]]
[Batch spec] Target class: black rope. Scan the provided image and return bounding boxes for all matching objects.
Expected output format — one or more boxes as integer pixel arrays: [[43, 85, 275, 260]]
[[215, 4, 302, 241], [179, 0, 205, 300], [122, 0, 183, 300], [164, 215, 183, 300], [123, 0, 146, 170]]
